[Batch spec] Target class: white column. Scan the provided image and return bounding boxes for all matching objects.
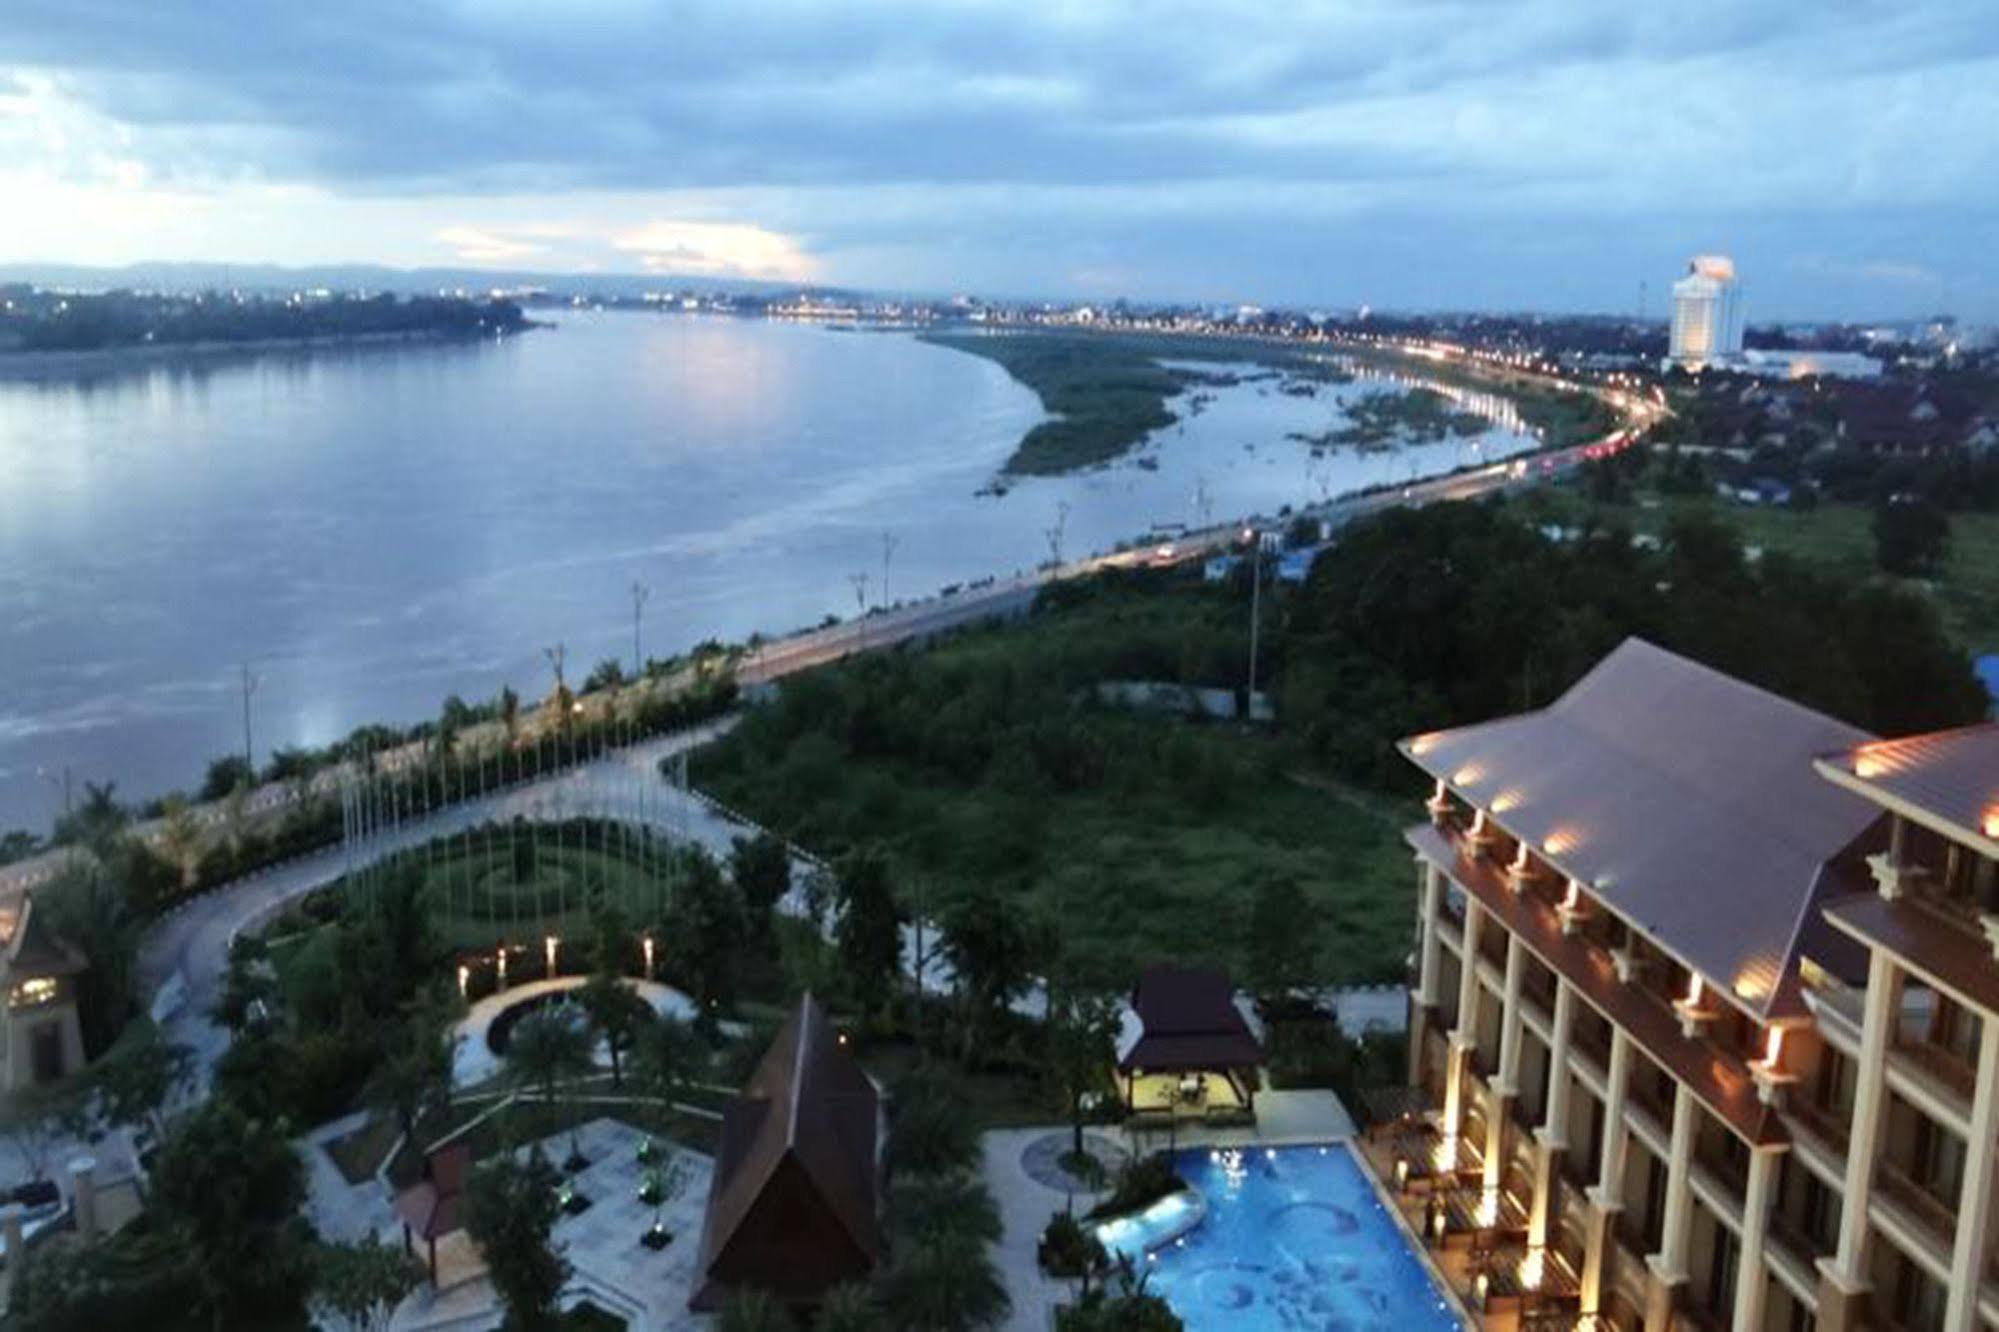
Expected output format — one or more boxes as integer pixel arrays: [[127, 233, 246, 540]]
[[1652, 1083, 1698, 1278], [1416, 861, 1444, 1007], [1824, 950, 1899, 1288], [1497, 933, 1526, 1092], [1597, 1028, 1633, 1199], [1943, 1012, 1999, 1332], [1442, 899, 1486, 1145], [1580, 1027, 1633, 1316], [1529, 981, 1576, 1251], [1732, 1147, 1781, 1332]]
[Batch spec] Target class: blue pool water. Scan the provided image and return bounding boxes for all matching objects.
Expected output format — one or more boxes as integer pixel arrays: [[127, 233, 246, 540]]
[[1107, 1144, 1462, 1331]]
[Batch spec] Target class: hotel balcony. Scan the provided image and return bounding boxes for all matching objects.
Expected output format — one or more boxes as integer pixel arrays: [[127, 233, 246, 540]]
[[1870, 1156, 1956, 1254], [1409, 822, 1785, 1151], [1885, 1039, 1975, 1134]]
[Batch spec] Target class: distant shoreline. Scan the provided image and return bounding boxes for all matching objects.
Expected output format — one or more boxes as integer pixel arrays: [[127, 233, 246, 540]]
[[0, 322, 542, 383]]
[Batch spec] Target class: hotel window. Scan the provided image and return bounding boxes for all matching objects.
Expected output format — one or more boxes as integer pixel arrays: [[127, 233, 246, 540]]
[[1704, 1224, 1740, 1320], [1911, 1115, 1966, 1206], [1890, 1251, 1947, 1332], [1640, 1155, 1668, 1252]]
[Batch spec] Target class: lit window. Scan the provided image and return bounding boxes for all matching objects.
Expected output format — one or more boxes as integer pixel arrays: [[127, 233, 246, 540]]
[[10, 977, 57, 1007]]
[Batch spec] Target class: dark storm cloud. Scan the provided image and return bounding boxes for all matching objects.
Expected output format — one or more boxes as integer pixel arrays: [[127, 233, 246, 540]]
[[3, 1, 1995, 316]]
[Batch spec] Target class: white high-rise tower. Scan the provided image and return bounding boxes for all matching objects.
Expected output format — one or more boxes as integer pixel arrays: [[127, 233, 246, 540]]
[[1668, 255, 1743, 369]]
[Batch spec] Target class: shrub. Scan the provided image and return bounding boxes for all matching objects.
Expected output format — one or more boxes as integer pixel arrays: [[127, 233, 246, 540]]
[[1038, 1209, 1107, 1278], [1085, 1153, 1183, 1221]]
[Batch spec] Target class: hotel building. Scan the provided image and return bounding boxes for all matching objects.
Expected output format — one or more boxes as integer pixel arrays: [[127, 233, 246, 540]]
[[1393, 638, 1999, 1331], [1669, 256, 1745, 371]]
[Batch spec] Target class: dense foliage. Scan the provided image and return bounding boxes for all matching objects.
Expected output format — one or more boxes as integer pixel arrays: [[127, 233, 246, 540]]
[[1281, 501, 1988, 786], [5, 291, 527, 353]]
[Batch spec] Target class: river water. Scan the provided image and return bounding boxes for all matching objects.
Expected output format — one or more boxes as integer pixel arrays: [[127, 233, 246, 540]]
[[0, 313, 1534, 830]]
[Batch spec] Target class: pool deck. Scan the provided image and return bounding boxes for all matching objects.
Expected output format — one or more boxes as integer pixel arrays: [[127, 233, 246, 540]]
[[982, 1087, 1364, 1332]]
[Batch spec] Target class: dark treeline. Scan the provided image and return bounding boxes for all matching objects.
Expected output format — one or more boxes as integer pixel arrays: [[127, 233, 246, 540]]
[[1280, 501, 1988, 785], [3, 290, 528, 353]]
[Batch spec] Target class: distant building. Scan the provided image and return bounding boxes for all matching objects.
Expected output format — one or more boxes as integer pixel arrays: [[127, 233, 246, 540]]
[[1, 895, 88, 1092], [1738, 348, 1883, 381], [1668, 255, 1745, 370]]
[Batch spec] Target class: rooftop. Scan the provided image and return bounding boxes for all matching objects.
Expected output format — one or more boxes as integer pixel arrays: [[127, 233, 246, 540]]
[[1401, 638, 1883, 1019], [1817, 723, 1999, 859], [1118, 964, 1263, 1071], [691, 993, 879, 1312]]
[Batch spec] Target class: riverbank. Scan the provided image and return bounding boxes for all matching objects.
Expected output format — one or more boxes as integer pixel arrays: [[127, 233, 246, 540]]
[[0, 322, 539, 382]]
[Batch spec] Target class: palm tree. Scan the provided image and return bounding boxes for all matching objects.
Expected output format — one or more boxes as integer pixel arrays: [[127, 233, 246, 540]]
[[879, 1230, 1010, 1331], [505, 1006, 593, 1162], [717, 1289, 795, 1332], [817, 1284, 883, 1332]]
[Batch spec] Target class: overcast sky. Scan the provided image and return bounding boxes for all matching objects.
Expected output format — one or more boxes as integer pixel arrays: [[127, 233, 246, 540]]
[[2, 1, 1994, 320]]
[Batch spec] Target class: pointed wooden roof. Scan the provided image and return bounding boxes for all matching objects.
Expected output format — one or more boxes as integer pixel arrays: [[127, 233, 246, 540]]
[[3, 895, 87, 979], [690, 993, 880, 1311]]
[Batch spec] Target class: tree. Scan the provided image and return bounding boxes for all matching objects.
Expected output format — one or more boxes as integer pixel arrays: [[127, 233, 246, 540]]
[[939, 887, 1034, 1061], [505, 1007, 593, 1157], [54, 780, 127, 856], [95, 1022, 192, 1146], [157, 795, 205, 892], [577, 971, 650, 1088], [364, 1010, 455, 1149], [636, 1007, 703, 1094], [1055, 1257, 1184, 1331], [818, 1283, 883, 1332], [884, 1068, 979, 1179], [39, 863, 140, 1054], [1046, 990, 1121, 1164], [0, 1082, 89, 1185], [149, 1099, 312, 1329], [464, 1152, 568, 1331], [1874, 495, 1950, 577], [309, 1236, 425, 1332], [729, 832, 792, 941], [211, 935, 280, 1034], [665, 848, 746, 1021], [878, 1230, 1010, 1332], [716, 1288, 795, 1332], [200, 754, 255, 802], [1243, 877, 1318, 1003], [834, 848, 904, 1019], [499, 685, 521, 749]]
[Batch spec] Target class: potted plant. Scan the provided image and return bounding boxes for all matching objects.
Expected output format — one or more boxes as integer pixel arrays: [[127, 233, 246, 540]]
[[638, 1150, 690, 1249]]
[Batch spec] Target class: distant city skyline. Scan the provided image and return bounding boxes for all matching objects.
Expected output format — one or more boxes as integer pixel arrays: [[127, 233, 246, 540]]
[[2, 2, 1995, 321]]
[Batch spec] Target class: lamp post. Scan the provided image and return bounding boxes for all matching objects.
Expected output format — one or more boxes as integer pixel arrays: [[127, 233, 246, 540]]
[[880, 531, 899, 611], [630, 581, 650, 680], [239, 663, 261, 777], [849, 571, 870, 652]]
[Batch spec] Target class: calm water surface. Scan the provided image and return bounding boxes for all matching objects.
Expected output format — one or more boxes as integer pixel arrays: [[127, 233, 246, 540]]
[[0, 315, 1532, 829]]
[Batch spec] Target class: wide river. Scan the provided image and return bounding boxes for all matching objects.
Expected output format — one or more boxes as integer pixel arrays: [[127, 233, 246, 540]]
[[0, 312, 1535, 831]]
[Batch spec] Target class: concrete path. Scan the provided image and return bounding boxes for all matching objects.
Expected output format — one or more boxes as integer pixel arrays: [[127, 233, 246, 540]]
[[448, 976, 701, 1089]]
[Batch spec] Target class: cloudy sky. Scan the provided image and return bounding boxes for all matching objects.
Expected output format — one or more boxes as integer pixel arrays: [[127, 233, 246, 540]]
[[2, 1, 1995, 319]]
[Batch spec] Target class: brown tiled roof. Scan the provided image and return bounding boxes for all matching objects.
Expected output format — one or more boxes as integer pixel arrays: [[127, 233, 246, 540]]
[[1401, 638, 1882, 1019], [1118, 964, 1263, 1072], [1816, 724, 1999, 855], [691, 994, 879, 1311]]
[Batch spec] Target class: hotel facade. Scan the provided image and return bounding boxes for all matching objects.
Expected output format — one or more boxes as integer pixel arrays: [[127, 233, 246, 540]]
[[1393, 638, 1999, 1331]]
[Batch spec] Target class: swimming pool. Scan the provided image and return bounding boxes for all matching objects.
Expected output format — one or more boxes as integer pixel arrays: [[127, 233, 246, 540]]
[[1100, 1143, 1463, 1331]]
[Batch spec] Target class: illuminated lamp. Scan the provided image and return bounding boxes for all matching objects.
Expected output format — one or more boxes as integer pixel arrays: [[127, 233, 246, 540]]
[[1751, 1024, 1798, 1107], [544, 935, 559, 976], [496, 948, 508, 988], [641, 935, 655, 979], [457, 965, 470, 999]]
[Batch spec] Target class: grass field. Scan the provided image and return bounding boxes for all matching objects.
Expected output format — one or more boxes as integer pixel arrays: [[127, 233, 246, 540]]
[[693, 573, 1420, 988], [1526, 485, 1999, 657]]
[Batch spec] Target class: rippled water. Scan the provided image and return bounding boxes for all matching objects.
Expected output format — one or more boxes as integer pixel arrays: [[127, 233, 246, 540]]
[[1140, 1144, 1463, 1331], [0, 315, 1533, 829]]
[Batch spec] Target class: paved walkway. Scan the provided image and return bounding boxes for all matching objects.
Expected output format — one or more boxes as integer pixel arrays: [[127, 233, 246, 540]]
[[449, 976, 701, 1088], [390, 1117, 714, 1332]]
